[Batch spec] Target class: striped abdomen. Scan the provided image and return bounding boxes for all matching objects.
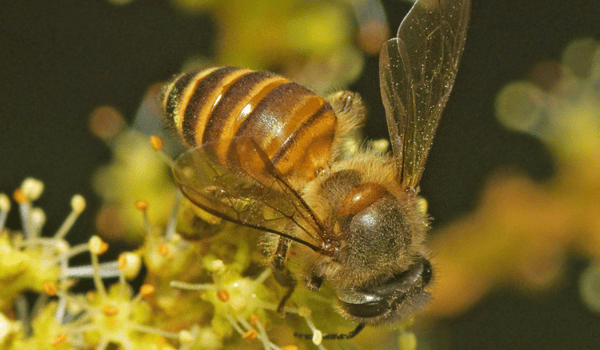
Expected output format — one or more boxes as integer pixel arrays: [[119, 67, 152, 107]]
[[162, 67, 338, 181]]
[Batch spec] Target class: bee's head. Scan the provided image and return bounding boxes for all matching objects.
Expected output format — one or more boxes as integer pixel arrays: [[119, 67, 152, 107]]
[[330, 182, 432, 324], [303, 166, 433, 324]]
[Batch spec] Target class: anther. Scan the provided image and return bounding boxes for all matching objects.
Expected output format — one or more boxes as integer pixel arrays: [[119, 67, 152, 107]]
[[140, 284, 155, 298], [102, 304, 119, 317], [216, 289, 230, 302], [242, 329, 258, 340], [150, 135, 163, 151], [43, 281, 57, 296], [21, 178, 44, 201], [51, 332, 67, 347]]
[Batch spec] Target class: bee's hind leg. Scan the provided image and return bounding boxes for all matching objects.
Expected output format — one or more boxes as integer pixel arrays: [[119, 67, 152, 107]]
[[271, 237, 296, 315]]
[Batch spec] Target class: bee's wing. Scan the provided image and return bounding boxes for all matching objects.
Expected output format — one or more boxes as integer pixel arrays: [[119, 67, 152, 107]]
[[172, 138, 326, 252], [380, 0, 470, 189]]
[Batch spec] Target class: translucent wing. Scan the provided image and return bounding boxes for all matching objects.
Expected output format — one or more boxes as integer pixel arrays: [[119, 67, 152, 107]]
[[172, 138, 327, 252], [380, 0, 471, 189]]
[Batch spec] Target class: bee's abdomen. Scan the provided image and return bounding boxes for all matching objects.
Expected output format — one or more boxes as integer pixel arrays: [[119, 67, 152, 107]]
[[163, 67, 338, 180]]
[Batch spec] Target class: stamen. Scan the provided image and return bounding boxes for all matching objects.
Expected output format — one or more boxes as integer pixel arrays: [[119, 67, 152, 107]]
[[302, 314, 322, 346], [117, 252, 142, 280], [29, 207, 46, 237], [225, 314, 245, 335], [88, 236, 108, 298], [170, 281, 216, 291], [14, 189, 32, 238], [135, 200, 150, 233], [55, 296, 66, 324], [206, 259, 225, 273], [0, 193, 10, 231], [164, 191, 181, 240], [253, 268, 272, 286], [54, 195, 86, 240], [67, 324, 100, 334], [21, 177, 44, 201], [15, 295, 30, 335], [63, 261, 121, 279], [150, 135, 174, 167], [130, 323, 180, 339], [237, 315, 282, 350]]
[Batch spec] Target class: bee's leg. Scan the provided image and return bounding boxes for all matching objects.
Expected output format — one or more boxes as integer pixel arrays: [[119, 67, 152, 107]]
[[306, 274, 323, 291], [326, 91, 367, 159], [271, 237, 296, 315], [294, 323, 365, 340]]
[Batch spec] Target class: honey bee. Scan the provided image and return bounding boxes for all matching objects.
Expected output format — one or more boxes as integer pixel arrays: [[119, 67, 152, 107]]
[[162, 0, 470, 339]]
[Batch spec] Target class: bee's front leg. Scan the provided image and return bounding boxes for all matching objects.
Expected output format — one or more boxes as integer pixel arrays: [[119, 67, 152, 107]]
[[271, 237, 296, 315]]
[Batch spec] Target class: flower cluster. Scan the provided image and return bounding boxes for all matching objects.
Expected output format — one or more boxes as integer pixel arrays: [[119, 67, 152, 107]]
[[0, 172, 417, 349]]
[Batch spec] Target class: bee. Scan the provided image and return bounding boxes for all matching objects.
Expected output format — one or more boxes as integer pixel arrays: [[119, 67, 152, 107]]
[[162, 0, 470, 339]]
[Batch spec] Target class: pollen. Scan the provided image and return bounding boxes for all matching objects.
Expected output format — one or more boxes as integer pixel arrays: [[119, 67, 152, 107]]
[[249, 314, 260, 325]]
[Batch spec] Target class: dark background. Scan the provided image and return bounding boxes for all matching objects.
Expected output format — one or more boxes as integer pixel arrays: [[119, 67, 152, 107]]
[[1, 0, 599, 349]]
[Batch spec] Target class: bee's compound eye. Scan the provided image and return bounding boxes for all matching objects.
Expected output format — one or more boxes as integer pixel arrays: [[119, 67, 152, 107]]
[[336, 258, 432, 324], [339, 299, 389, 319], [337, 288, 388, 319]]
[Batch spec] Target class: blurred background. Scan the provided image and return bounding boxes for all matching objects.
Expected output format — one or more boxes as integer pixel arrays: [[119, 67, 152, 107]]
[[1, 0, 600, 349]]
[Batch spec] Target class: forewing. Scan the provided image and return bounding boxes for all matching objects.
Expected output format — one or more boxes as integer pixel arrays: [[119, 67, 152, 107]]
[[380, 0, 470, 189], [172, 140, 325, 251]]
